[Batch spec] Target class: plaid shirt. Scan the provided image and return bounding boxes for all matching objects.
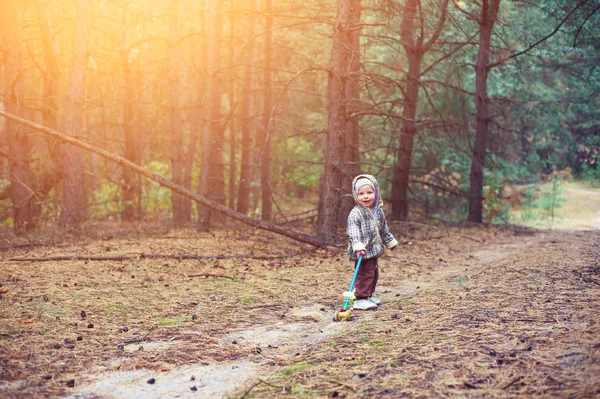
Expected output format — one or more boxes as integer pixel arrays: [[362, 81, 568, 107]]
[[347, 205, 398, 261]]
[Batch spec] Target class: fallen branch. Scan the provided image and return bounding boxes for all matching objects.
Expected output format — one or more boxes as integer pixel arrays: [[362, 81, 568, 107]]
[[187, 273, 235, 280], [7, 253, 299, 262], [121, 325, 157, 345], [574, 271, 600, 286], [512, 318, 558, 323], [502, 375, 523, 390], [0, 110, 330, 248]]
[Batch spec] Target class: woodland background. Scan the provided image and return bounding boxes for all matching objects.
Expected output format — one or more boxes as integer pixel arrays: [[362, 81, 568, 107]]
[[0, 0, 598, 243]]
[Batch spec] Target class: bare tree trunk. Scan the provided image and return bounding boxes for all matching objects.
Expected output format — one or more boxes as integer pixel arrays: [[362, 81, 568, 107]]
[[184, 93, 200, 223], [184, 0, 207, 222], [1, 0, 34, 232], [197, 0, 224, 231], [317, 0, 361, 242], [337, 0, 362, 228], [390, 0, 449, 221], [237, 0, 258, 215], [259, 0, 273, 221], [121, 7, 142, 222], [228, 0, 237, 210], [36, 3, 63, 212], [392, 0, 421, 221], [169, 0, 189, 225], [467, 0, 501, 223], [58, 0, 90, 229]]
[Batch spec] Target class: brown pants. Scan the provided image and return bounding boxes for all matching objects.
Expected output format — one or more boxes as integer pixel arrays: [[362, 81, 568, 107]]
[[354, 257, 378, 300]]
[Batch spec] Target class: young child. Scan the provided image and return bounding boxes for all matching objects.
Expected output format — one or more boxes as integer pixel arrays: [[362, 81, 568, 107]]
[[347, 174, 398, 310]]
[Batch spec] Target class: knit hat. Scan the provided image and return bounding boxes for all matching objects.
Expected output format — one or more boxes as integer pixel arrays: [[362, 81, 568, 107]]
[[354, 178, 375, 194]]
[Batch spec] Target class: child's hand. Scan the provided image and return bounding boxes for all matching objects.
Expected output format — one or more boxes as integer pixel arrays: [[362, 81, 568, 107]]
[[356, 250, 366, 258], [390, 245, 397, 251]]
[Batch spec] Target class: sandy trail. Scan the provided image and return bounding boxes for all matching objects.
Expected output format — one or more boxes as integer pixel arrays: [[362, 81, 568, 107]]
[[64, 240, 531, 399]]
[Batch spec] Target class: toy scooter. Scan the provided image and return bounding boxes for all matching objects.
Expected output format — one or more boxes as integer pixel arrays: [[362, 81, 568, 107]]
[[332, 255, 363, 322]]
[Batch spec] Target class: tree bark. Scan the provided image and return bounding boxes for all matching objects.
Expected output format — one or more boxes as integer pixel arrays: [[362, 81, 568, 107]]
[[169, 0, 190, 225], [0, 110, 329, 248], [337, 0, 362, 228], [184, 0, 207, 223], [260, 0, 273, 221], [467, 0, 501, 223], [197, 0, 225, 231], [391, 0, 449, 221], [317, 0, 362, 242], [228, 0, 237, 210], [392, 0, 421, 221], [2, 1, 34, 232], [36, 3, 64, 213], [237, 0, 258, 215], [121, 7, 142, 222], [58, 0, 90, 229]]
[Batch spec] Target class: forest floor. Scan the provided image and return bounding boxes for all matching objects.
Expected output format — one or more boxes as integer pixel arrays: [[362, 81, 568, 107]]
[[1, 187, 599, 399]]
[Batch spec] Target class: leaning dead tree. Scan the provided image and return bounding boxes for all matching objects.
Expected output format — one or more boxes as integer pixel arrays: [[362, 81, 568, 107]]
[[0, 111, 330, 248]]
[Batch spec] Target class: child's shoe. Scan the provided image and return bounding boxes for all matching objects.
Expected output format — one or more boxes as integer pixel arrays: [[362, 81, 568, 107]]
[[368, 296, 381, 305], [353, 299, 377, 310]]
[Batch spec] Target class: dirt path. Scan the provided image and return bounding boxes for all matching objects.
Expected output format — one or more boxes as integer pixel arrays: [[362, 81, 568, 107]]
[[554, 187, 600, 230], [62, 234, 543, 398]]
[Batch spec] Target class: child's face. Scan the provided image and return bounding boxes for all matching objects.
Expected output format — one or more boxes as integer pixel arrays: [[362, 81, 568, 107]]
[[357, 184, 376, 208]]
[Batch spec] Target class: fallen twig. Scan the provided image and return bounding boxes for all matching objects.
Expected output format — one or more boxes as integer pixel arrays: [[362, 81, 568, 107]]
[[121, 325, 157, 345], [574, 271, 600, 286], [187, 273, 235, 280], [7, 253, 299, 262], [502, 375, 523, 389], [510, 318, 558, 323]]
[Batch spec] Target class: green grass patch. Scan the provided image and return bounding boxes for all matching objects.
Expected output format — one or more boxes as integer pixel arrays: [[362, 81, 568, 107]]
[[103, 303, 128, 317], [450, 276, 468, 287], [279, 361, 310, 376], [157, 317, 190, 327], [35, 295, 65, 319]]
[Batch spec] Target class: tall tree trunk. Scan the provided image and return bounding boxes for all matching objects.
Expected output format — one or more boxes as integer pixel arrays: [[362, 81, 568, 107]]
[[237, 0, 258, 215], [260, 0, 273, 221], [37, 3, 63, 211], [169, 0, 189, 225], [228, 0, 237, 210], [1, 0, 34, 232], [392, 0, 421, 221], [467, 0, 501, 223], [121, 7, 142, 222], [184, 0, 208, 222], [317, 0, 361, 242], [390, 0, 449, 221], [337, 0, 362, 228], [197, 0, 224, 231], [58, 0, 90, 228]]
